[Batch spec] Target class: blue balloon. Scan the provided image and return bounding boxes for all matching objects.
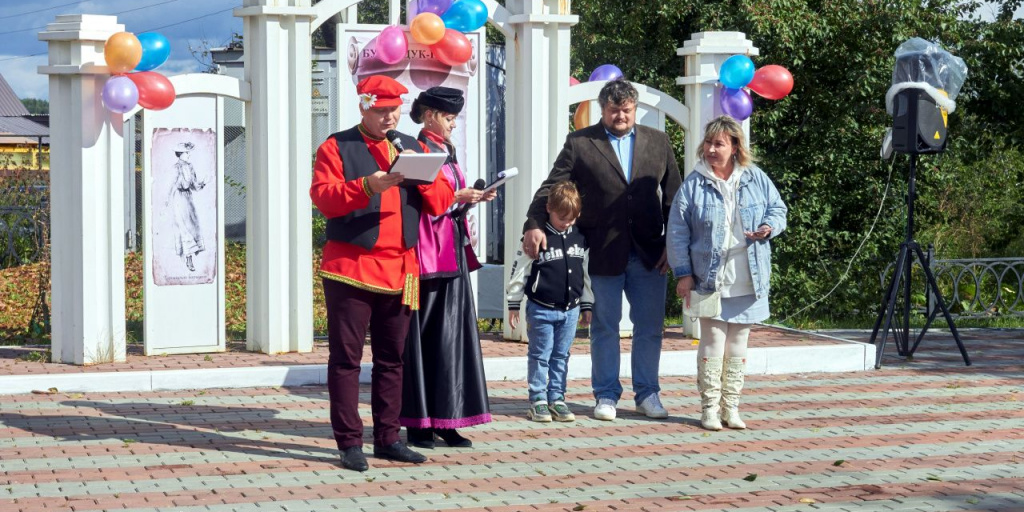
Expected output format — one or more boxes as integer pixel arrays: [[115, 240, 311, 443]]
[[588, 64, 623, 82], [719, 55, 755, 89], [441, 0, 488, 33], [135, 32, 170, 72]]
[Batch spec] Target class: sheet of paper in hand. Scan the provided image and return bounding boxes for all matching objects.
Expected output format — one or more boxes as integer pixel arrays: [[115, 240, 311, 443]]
[[482, 167, 519, 193], [388, 153, 448, 185]]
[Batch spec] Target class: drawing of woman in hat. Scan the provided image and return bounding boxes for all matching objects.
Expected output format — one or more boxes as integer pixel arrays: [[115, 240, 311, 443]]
[[170, 141, 205, 271]]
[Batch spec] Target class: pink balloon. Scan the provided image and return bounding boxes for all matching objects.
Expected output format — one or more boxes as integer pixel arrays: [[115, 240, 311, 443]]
[[376, 26, 408, 65], [569, 76, 580, 86]]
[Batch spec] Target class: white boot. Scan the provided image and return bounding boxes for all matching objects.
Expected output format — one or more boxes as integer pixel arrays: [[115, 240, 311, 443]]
[[697, 357, 723, 431], [720, 357, 747, 429]]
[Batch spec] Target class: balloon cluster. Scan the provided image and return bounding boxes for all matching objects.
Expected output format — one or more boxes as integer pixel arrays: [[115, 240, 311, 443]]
[[376, 0, 488, 67], [717, 55, 793, 121], [101, 32, 176, 114], [571, 64, 624, 130]]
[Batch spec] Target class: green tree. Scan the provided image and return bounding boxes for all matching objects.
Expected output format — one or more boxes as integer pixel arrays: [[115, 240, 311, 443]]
[[20, 98, 48, 115], [568, 0, 1024, 325]]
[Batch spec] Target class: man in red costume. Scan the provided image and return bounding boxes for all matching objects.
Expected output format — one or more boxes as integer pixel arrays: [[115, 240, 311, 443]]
[[310, 75, 454, 472]]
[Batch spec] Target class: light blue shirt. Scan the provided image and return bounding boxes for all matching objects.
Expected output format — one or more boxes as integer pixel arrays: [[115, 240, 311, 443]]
[[605, 127, 635, 182]]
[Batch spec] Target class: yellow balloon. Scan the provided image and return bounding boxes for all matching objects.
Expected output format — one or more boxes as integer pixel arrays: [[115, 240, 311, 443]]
[[104, 32, 143, 74], [573, 102, 590, 130], [410, 13, 445, 46]]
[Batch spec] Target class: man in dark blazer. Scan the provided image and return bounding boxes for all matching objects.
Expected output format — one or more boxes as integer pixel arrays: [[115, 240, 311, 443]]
[[522, 79, 682, 421]]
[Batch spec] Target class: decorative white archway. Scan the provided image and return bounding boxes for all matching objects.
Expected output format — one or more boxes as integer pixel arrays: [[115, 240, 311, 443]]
[[568, 80, 691, 129], [40, 3, 757, 362]]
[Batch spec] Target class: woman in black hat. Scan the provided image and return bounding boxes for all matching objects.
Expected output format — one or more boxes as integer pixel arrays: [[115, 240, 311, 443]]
[[400, 86, 496, 448]]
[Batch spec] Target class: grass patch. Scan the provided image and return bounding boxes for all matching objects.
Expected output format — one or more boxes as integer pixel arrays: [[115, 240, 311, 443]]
[[2, 243, 329, 345], [0, 261, 48, 345], [16, 350, 49, 362]]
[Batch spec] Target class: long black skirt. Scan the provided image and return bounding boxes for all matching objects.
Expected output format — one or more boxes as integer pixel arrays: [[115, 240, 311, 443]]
[[399, 242, 491, 429]]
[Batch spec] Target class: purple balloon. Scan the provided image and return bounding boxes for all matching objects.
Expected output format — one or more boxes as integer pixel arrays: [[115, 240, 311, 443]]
[[101, 75, 139, 114], [375, 26, 408, 65], [588, 64, 623, 82], [720, 87, 753, 121], [416, 0, 453, 15]]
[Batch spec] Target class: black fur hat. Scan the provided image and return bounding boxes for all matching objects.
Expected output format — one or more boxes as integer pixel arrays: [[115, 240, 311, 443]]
[[410, 86, 465, 123]]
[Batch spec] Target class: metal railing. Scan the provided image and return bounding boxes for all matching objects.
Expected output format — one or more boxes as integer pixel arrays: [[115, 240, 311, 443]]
[[881, 245, 1024, 319], [0, 171, 49, 269]]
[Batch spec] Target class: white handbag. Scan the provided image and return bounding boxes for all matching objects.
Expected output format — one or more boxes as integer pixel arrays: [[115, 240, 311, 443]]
[[684, 248, 728, 319], [685, 290, 721, 319]]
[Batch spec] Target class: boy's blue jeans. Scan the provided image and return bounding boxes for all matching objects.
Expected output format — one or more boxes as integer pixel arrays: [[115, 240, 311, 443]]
[[525, 301, 580, 403]]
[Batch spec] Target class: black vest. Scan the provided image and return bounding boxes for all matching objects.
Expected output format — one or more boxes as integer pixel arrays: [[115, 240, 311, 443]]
[[325, 127, 425, 251]]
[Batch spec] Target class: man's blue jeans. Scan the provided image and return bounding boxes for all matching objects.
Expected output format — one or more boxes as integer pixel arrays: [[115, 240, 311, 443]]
[[526, 301, 580, 403], [589, 251, 667, 405]]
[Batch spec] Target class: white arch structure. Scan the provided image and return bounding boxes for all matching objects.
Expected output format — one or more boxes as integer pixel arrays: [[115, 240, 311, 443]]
[[40, 4, 756, 362], [567, 80, 690, 129]]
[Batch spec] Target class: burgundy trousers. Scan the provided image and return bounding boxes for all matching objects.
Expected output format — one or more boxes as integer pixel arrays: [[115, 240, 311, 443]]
[[322, 278, 412, 449]]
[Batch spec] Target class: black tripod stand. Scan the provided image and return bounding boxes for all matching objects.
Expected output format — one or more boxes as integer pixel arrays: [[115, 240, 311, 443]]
[[868, 153, 971, 369]]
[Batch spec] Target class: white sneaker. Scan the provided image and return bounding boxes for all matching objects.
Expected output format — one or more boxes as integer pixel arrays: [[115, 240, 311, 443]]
[[636, 393, 669, 419], [594, 398, 617, 421]]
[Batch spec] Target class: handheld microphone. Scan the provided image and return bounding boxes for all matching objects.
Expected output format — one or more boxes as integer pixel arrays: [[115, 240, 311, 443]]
[[385, 130, 405, 152], [455, 179, 487, 217]]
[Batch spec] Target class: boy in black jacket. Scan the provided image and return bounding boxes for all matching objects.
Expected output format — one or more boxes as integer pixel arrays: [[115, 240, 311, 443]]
[[507, 181, 593, 422]]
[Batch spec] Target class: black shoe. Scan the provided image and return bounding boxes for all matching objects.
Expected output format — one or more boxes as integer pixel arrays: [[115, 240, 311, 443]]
[[435, 428, 472, 448], [373, 441, 427, 463], [407, 427, 435, 449], [340, 446, 368, 472]]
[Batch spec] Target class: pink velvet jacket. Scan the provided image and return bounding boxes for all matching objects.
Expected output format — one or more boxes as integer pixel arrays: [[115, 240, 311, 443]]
[[416, 131, 482, 280]]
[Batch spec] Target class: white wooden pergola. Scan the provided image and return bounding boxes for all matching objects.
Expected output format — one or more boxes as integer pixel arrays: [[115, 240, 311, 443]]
[[39, 1, 756, 364]]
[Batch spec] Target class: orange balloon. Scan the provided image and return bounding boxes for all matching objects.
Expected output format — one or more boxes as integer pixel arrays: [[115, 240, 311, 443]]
[[410, 13, 446, 46], [573, 102, 590, 130], [104, 32, 143, 74]]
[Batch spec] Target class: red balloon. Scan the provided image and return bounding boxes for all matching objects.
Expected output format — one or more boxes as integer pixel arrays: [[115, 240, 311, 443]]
[[747, 65, 793, 100], [430, 29, 472, 66], [127, 71, 176, 110]]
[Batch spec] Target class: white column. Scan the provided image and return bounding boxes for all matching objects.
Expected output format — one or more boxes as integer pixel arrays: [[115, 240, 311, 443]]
[[676, 31, 758, 337], [502, 0, 578, 340], [39, 15, 127, 364], [236, 0, 315, 353], [677, 32, 758, 178]]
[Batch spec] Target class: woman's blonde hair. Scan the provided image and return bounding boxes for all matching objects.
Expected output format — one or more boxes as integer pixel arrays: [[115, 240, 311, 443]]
[[547, 181, 582, 219], [696, 116, 756, 168]]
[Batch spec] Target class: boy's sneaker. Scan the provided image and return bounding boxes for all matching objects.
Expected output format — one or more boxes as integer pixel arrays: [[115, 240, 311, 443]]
[[636, 393, 669, 419], [550, 400, 576, 422], [527, 401, 552, 422]]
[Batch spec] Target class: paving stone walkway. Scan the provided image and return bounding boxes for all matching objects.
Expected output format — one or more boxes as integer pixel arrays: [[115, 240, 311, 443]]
[[1, 329, 1021, 511]]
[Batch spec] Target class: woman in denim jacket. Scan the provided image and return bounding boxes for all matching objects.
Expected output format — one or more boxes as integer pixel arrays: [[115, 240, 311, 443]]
[[667, 116, 787, 431]]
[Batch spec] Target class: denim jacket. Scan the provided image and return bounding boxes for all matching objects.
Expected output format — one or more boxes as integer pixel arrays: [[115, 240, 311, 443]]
[[667, 163, 787, 299]]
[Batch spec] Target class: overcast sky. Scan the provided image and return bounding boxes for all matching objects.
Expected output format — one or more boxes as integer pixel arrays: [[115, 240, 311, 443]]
[[0, 1, 1020, 102], [0, 0, 243, 101]]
